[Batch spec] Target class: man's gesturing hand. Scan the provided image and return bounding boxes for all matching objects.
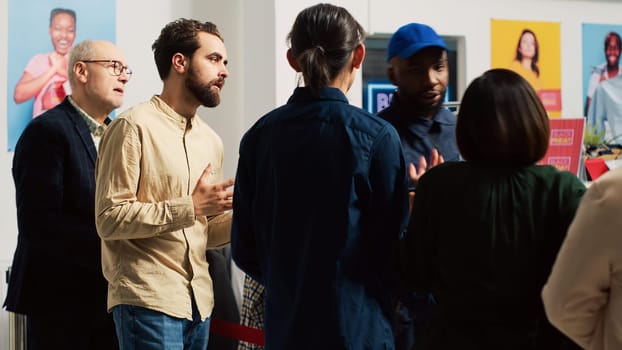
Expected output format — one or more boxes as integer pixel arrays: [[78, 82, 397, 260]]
[[192, 163, 235, 216]]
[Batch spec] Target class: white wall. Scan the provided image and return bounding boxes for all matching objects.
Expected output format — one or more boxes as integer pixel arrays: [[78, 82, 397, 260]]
[[1, 0, 622, 347]]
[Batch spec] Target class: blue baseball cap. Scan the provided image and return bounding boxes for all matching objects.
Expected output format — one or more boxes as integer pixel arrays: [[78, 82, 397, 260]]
[[387, 23, 447, 61]]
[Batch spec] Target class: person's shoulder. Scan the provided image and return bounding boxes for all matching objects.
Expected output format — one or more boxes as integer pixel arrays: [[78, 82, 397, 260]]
[[591, 62, 607, 74], [509, 60, 522, 70], [430, 160, 466, 175], [590, 166, 622, 192], [435, 108, 457, 124], [27, 53, 52, 64], [15, 104, 76, 150], [114, 99, 156, 124], [528, 165, 585, 189], [577, 167, 622, 211], [346, 106, 398, 138], [416, 161, 466, 190], [243, 103, 290, 134], [27, 101, 74, 127]]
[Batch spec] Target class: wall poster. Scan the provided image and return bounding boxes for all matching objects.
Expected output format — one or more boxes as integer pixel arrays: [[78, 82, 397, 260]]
[[7, 0, 116, 151], [491, 19, 562, 117]]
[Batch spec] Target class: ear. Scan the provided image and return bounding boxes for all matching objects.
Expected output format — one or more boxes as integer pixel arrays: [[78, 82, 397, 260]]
[[351, 43, 365, 70], [73, 61, 88, 84], [171, 53, 187, 74], [286, 49, 301, 72], [387, 65, 397, 86]]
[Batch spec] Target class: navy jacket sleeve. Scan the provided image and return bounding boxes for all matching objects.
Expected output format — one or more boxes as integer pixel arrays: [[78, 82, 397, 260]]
[[231, 132, 263, 283]]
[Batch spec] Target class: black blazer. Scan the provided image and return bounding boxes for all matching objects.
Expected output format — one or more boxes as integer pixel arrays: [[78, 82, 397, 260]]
[[4, 98, 109, 314]]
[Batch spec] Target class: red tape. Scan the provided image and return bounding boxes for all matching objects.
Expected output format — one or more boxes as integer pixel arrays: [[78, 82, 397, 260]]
[[210, 318, 265, 346]]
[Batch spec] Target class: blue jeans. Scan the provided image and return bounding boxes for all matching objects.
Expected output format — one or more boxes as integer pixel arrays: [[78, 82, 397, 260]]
[[112, 303, 210, 350]]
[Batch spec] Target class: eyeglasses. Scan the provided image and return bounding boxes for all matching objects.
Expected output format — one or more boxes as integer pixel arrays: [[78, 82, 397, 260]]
[[81, 59, 133, 78]]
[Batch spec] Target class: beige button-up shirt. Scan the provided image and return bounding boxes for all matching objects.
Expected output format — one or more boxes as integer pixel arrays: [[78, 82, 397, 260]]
[[95, 95, 231, 320]]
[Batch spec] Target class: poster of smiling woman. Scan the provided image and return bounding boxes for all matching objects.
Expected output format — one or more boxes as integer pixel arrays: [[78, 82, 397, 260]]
[[491, 19, 562, 118], [6, 0, 115, 151]]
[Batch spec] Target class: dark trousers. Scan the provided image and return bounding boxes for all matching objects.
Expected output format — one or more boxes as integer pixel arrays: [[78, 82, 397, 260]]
[[27, 308, 118, 350]]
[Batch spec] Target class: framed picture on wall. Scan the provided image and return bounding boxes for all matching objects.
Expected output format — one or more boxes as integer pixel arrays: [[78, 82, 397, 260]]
[[582, 23, 622, 148], [6, 0, 116, 151], [491, 19, 562, 117]]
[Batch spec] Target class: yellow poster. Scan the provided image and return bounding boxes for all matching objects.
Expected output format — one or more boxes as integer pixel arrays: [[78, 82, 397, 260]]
[[491, 19, 562, 117]]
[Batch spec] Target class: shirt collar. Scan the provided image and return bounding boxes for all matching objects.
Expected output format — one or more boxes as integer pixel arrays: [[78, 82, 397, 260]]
[[287, 86, 349, 104], [388, 93, 454, 126], [151, 95, 194, 130], [67, 95, 110, 136]]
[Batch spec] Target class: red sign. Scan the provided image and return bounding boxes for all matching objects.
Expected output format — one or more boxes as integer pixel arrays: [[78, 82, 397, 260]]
[[538, 118, 585, 175], [538, 89, 562, 112]]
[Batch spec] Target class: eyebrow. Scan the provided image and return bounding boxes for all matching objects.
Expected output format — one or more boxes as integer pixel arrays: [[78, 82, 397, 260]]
[[209, 52, 228, 66]]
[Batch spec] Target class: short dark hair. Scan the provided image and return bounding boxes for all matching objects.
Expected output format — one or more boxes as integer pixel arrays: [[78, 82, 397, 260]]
[[49, 8, 76, 26], [287, 3, 365, 96], [604, 31, 622, 51], [457, 68, 550, 167], [152, 18, 223, 80]]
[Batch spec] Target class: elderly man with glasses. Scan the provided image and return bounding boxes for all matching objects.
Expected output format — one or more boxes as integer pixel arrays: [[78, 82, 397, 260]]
[[4, 39, 130, 350]]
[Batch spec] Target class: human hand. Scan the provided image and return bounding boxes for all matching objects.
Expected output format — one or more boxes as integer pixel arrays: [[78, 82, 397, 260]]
[[192, 163, 235, 216], [408, 149, 444, 210], [409, 148, 444, 189], [48, 53, 69, 78]]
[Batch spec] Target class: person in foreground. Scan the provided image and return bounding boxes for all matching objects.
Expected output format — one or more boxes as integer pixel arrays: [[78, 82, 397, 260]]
[[231, 3, 409, 349], [542, 166, 622, 350], [95, 19, 234, 350], [399, 68, 585, 350], [5, 39, 129, 350]]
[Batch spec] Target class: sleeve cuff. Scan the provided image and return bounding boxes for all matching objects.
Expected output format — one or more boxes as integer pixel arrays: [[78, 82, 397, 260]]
[[168, 195, 196, 227]]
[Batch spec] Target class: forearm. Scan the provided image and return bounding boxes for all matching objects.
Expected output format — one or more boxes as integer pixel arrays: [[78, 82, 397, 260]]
[[206, 211, 232, 249], [96, 195, 196, 240], [14, 70, 57, 103]]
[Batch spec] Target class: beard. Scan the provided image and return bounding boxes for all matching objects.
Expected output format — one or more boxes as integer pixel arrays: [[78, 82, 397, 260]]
[[185, 66, 222, 108], [418, 96, 444, 117], [400, 88, 446, 118]]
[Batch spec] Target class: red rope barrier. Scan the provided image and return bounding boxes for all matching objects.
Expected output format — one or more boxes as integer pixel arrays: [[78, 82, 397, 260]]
[[210, 318, 265, 346]]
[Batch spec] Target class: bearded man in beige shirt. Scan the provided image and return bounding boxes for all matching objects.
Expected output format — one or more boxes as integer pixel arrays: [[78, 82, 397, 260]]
[[95, 19, 234, 350]]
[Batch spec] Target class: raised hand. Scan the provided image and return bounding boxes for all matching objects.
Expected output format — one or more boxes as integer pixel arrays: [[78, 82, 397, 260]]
[[408, 149, 444, 212], [48, 52, 69, 79], [409, 148, 444, 190]]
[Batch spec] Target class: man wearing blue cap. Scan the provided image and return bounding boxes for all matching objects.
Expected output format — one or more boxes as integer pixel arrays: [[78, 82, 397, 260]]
[[378, 23, 460, 350], [379, 22, 460, 172]]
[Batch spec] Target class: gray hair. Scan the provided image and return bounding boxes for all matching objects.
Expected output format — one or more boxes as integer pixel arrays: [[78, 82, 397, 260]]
[[68, 40, 97, 88]]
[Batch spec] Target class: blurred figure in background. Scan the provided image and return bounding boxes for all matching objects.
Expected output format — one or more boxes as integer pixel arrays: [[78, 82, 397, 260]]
[[379, 22, 459, 350]]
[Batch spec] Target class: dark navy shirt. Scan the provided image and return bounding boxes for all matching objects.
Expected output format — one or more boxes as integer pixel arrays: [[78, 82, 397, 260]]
[[378, 94, 460, 169], [232, 87, 409, 350], [378, 94, 460, 349]]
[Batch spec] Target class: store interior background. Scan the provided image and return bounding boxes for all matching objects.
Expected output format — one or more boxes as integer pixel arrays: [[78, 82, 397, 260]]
[[0, 0, 619, 345]]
